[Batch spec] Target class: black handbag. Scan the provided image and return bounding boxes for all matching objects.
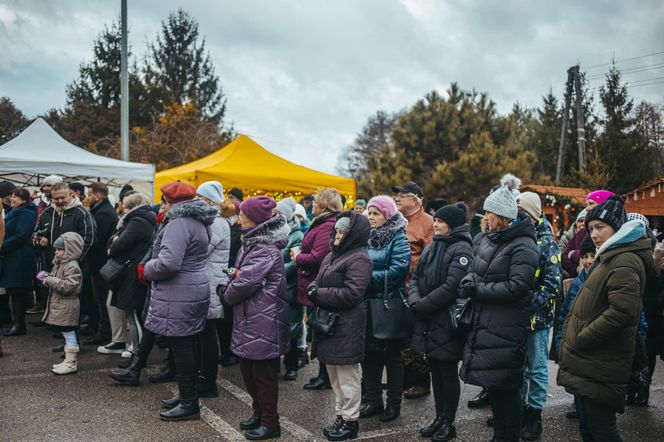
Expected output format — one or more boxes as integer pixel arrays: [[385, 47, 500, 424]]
[[367, 272, 414, 340], [308, 307, 340, 336], [100, 257, 130, 283], [447, 297, 473, 333]]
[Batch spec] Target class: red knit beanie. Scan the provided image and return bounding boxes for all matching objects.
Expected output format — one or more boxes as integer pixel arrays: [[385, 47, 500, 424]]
[[161, 181, 196, 204]]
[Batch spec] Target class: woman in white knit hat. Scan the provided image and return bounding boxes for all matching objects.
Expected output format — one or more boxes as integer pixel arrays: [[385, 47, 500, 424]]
[[194, 181, 230, 396], [458, 174, 539, 442]]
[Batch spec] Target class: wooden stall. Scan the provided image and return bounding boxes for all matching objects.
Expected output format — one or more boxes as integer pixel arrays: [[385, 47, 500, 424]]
[[520, 185, 588, 239]]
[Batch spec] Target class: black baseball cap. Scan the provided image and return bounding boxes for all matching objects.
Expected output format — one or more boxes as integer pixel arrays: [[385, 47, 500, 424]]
[[391, 181, 423, 198]]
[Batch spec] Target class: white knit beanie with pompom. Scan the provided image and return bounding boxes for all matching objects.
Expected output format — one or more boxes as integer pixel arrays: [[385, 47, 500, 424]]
[[483, 174, 521, 220]]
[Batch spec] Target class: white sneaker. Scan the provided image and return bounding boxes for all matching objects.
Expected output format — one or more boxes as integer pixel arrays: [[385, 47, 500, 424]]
[[97, 342, 126, 354], [121, 344, 134, 359]]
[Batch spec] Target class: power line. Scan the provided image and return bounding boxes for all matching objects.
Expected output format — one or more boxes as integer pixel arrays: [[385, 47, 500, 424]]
[[628, 80, 664, 89], [586, 62, 664, 80], [629, 75, 664, 85], [582, 50, 664, 70]]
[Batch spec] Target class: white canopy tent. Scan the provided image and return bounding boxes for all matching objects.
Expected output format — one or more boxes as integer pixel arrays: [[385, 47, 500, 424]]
[[0, 118, 154, 195]]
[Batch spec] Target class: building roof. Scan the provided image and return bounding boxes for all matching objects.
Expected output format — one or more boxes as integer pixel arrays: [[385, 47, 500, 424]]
[[521, 184, 588, 206], [624, 177, 664, 216]]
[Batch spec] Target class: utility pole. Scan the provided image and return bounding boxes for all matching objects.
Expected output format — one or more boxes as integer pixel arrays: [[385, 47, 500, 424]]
[[572, 66, 586, 171], [555, 65, 586, 184], [120, 0, 129, 161]]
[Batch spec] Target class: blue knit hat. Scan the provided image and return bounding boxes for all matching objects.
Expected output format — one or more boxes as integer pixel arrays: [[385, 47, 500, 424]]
[[483, 174, 521, 220]]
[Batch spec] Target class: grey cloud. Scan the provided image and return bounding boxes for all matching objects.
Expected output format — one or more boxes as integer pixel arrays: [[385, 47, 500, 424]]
[[1, 0, 662, 173]]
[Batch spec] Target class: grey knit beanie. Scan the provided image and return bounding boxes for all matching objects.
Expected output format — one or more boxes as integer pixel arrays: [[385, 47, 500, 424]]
[[483, 174, 521, 220], [334, 217, 351, 233], [276, 197, 296, 221]]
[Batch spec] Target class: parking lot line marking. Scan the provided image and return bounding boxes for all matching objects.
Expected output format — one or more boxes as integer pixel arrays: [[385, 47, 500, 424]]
[[220, 378, 317, 441]]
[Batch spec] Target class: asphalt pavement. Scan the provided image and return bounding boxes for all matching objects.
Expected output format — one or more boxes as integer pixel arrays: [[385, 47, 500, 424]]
[[1, 321, 663, 441]]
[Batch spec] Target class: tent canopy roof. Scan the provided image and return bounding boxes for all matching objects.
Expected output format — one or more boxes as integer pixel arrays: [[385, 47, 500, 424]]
[[155, 135, 355, 202], [0, 118, 154, 182]]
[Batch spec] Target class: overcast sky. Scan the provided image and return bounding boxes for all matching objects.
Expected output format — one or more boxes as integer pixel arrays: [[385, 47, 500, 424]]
[[1, 0, 663, 173]]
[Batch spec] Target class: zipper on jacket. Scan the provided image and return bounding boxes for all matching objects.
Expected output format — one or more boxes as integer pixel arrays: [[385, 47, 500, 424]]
[[243, 300, 248, 321]]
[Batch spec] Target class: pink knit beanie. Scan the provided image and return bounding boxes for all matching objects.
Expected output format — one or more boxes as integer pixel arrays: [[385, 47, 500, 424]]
[[586, 190, 614, 205], [367, 195, 398, 219]]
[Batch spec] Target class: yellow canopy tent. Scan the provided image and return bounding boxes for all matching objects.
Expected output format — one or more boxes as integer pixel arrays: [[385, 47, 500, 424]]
[[154, 135, 356, 205]]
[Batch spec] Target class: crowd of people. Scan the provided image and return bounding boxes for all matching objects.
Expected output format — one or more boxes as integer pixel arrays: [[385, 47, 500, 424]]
[[0, 172, 663, 442]]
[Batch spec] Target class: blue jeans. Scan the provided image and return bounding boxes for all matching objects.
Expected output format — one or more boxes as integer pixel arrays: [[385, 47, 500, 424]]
[[520, 328, 550, 410]]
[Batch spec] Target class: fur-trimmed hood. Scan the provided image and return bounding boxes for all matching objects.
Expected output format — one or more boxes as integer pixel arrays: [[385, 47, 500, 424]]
[[167, 199, 218, 226], [242, 215, 289, 250], [369, 212, 408, 249]]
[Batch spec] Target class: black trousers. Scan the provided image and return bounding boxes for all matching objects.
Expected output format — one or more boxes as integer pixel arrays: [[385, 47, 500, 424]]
[[489, 388, 522, 442], [577, 395, 623, 442], [168, 335, 197, 379], [284, 338, 300, 371], [429, 358, 460, 421], [7, 288, 30, 328], [197, 319, 220, 386], [362, 350, 404, 408], [137, 329, 156, 368], [90, 273, 111, 339], [217, 319, 233, 358]]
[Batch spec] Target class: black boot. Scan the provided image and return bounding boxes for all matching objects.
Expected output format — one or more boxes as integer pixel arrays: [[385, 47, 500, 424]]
[[0, 295, 13, 325], [468, 388, 490, 408], [521, 407, 542, 441], [109, 353, 141, 386], [159, 376, 200, 421], [220, 354, 238, 367], [3, 294, 26, 336], [379, 406, 400, 422], [240, 415, 261, 430], [283, 345, 299, 381], [323, 415, 343, 438], [160, 394, 181, 409], [359, 403, 383, 418], [634, 386, 650, 407], [303, 363, 331, 390], [325, 419, 359, 441], [432, 421, 456, 442], [245, 425, 281, 440], [419, 415, 444, 437], [197, 374, 219, 398], [150, 352, 175, 383], [298, 349, 309, 368]]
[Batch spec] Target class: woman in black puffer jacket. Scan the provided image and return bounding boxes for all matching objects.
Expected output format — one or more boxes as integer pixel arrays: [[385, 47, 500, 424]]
[[459, 176, 538, 442], [408, 203, 473, 442]]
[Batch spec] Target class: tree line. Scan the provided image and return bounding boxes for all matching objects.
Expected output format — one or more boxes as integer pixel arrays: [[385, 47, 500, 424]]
[[338, 70, 664, 207], [0, 9, 233, 171]]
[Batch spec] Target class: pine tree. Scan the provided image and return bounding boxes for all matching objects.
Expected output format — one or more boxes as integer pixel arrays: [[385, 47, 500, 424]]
[[144, 9, 227, 125], [533, 90, 561, 178], [596, 65, 656, 193], [0, 97, 30, 145]]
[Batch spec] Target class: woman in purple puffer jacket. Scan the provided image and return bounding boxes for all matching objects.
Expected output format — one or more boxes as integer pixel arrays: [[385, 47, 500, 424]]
[[143, 181, 216, 422], [223, 196, 290, 441]]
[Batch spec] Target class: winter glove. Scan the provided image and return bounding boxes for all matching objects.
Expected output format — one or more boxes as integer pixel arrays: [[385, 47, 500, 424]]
[[137, 264, 147, 285], [459, 278, 477, 298], [36, 271, 48, 282], [216, 284, 227, 298], [223, 267, 240, 280], [306, 284, 318, 300]]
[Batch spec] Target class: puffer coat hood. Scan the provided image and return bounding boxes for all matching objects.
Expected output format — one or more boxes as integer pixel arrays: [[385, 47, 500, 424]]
[[557, 220, 653, 412], [311, 212, 373, 365], [223, 215, 290, 359], [459, 216, 539, 390], [41, 232, 84, 327], [144, 200, 212, 337]]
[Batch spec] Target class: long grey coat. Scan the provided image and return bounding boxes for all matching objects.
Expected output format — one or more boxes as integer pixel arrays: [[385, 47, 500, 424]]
[[144, 200, 216, 337], [206, 215, 230, 319]]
